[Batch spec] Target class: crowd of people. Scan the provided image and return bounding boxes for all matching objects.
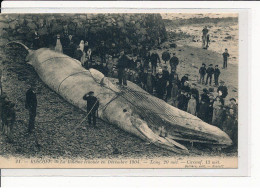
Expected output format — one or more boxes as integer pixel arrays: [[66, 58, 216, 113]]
[[0, 78, 39, 146], [0, 26, 237, 149], [48, 31, 237, 147], [34, 27, 237, 147]]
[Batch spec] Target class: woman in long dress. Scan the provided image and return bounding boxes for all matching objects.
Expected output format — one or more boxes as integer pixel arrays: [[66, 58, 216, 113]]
[[187, 94, 197, 116], [54, 34, 63, 53], [79, 40, 86, 66], [212, 97, 224, 128]]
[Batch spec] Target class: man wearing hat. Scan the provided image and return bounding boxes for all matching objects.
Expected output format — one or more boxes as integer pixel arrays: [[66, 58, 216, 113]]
[[217, 80, 228, 100], [169, 53, 179, 72], [197, 97, 209, 122], [162, 65, 170, 82], [206, 64, 214, 86], [83, 91, 99, 126], [214, 65, 221, 86], [222, 48, 230, 69], [25, 85, 37, 133], [155, 70, 166, 100], [117, 49, 130, 86], [162, 65, 170, 100], [199, 63, 207, 84], [150, 50, 161, 75], [177, 89, 189, 111], [162, 50, 170, 64]]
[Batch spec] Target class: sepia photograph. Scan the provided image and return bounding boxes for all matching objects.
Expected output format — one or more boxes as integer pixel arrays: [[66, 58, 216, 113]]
[[0, 12, 240, 169]]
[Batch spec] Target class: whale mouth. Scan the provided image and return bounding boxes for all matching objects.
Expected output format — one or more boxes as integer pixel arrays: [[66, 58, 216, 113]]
[[130, 118, 189, 154], [131, 115, 231, 154], [119, 86, 232, 153]]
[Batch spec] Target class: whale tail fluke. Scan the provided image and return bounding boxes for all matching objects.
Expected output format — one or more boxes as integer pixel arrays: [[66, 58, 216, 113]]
[[6, 41, 31, 53], [6, 41, 34, 65]]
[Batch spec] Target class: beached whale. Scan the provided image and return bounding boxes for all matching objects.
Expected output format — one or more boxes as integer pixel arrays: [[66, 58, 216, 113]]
[[6, 42, 232, 154]]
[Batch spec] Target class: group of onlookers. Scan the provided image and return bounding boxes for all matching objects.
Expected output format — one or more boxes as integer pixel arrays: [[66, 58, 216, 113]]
[[199, 63, 221, 86], [0, 84, 39, 146], [29, 28, 236, 148]]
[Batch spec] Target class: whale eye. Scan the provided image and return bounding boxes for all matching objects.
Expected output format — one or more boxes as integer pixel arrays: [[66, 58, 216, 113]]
[[123, 109, 127, 112]]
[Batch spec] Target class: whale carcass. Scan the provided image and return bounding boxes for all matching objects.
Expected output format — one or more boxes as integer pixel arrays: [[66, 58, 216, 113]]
[[7, 42, 232, 154]]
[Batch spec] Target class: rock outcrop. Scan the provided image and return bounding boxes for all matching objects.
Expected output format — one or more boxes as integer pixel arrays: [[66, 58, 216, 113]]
[[0, 13, 167, 51]]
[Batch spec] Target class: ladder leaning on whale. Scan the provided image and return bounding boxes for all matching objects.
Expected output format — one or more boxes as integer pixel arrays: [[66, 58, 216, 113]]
[[6, 41, 232, 154]]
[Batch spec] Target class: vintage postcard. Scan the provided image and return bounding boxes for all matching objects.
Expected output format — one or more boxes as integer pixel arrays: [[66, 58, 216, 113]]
[[0, 10, 246, 170]]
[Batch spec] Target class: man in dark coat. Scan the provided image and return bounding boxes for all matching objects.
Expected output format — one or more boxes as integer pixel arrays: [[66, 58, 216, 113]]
[[162, 66, 170, 82], [202, 26, 209, 48], [207, 93, 215, 124], [169, 53, 179, 72], [155, 72, 167, 100], [143, 51, 151, 71], [217, 80, 228, 99], [201, 88, 210, 104], [197, 99, 209, 122], [214, 65, 221, 86], [222, 48, 230, 69], [83, 91, 99, 126], [177, 90, 188, 111], [150, 51, 161, 74], [98, 41, 107, 64], [63, 35, 76, 57], [162, 50, 170, 64], [25, 85, 37, 133], [206, 64, 214, 86], [199, 63, 207, 84], [206, 34, 210, 48], [117, 49, 130, 86], [24, 85, 40, 147]]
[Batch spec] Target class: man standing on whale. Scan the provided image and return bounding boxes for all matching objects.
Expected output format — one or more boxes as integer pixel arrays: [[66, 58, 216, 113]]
[[117, 49, 131, 86]]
